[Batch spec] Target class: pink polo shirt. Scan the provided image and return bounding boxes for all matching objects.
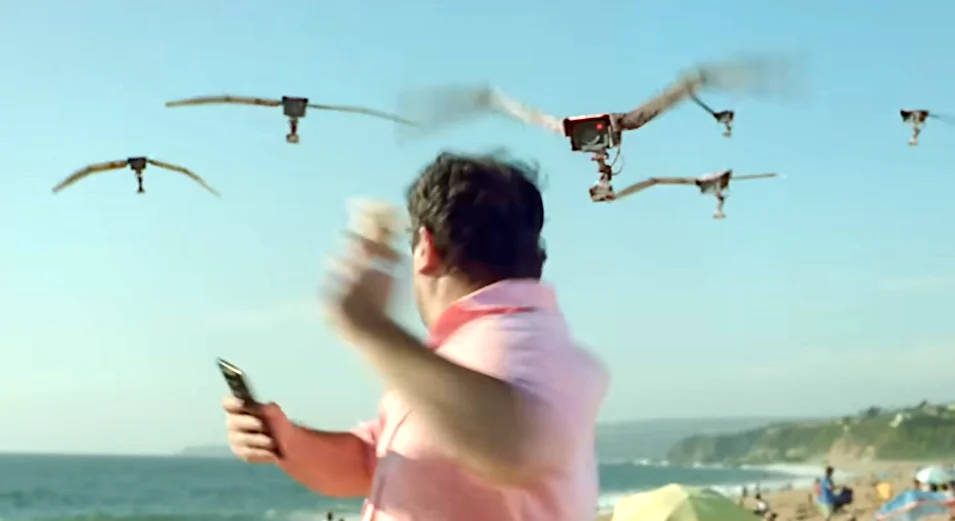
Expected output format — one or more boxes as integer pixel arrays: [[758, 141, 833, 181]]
[[267, 279, 609, 521]]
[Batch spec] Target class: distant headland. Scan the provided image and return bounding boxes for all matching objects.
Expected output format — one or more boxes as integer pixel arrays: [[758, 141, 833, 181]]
[[177, 445, 233, 458]]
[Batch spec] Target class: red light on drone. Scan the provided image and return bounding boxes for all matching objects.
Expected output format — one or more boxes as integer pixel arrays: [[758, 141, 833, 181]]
[[595, 123, 604, 130]]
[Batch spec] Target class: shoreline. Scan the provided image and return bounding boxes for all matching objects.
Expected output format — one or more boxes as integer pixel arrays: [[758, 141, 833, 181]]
[[597, 460, 927, 521], [596, 461, 845, 514]]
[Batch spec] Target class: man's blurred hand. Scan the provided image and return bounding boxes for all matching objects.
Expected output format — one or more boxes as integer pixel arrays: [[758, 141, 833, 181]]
[[323, 234, 398, 345]]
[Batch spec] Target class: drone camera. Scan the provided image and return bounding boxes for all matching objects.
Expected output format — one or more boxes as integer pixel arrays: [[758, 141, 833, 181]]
[[127, 157, 147, 170], [281, 96, 309, 118], [563, 114, 618, 153]]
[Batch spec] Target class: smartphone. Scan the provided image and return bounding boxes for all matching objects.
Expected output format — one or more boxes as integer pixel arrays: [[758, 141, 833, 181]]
[[217, 358, 282, 458], [217, 358, 258, 403]]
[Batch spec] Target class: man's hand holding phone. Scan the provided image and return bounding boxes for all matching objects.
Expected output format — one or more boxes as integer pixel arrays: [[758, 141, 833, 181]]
[[222, 396, 279, 463], [218, 358, 282, 463]]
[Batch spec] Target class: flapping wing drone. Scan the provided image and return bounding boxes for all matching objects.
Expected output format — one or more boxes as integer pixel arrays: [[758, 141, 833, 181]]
[[690, 95, 735, 137], [398, 53, 799, 202], [52, 157, 219, 196], [591, 169, 778, 220], [164, 94, 416, 144], [900, 109, 953, 146]]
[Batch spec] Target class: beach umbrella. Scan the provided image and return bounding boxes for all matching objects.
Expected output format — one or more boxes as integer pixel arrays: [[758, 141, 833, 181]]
[[873, 489, 951, 521], [915, 466, 955, 485], [612, 484, 761, 521]]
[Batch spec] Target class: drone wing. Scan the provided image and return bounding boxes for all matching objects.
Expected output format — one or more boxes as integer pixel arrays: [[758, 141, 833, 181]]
[[928, 112, 955, 125], [732, 173, 778, 181], [618, 53, 805, 131], [146, 158, 220, 197], [485, 88, 563, 135], [616, 79, 700, 131], [614, 177, 696, 199], [306, 103, 417, 126], [164, 95, 282, 108], [396, 84, 562, 139], [52, 160, 129, 193], [398, 84, 494, 133]]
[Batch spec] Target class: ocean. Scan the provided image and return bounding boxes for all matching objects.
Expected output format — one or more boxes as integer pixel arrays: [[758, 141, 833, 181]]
[[1, 454, 825, 521]]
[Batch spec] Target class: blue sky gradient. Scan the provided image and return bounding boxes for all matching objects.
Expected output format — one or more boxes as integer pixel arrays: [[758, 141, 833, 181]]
[[1, 0, 953, 454]]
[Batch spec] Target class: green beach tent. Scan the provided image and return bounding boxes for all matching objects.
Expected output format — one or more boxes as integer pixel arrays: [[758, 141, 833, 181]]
[[612, 484, 763, 521]]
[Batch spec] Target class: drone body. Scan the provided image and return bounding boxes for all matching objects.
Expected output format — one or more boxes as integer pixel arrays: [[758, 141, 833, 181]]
[[52, 157, 219, 196], [281, 96, 309, 143], [713, 110, 735, 137], [164, 94, 415, 144], [563, 113, 620, 152], [590, 169, 778, 220]]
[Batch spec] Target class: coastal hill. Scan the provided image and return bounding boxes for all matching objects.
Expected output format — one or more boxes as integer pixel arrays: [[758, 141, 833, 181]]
[[595, 417, 795, 462], [666, 401, 955, 465]]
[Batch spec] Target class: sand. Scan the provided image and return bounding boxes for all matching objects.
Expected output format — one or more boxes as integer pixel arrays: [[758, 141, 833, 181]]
[[597, 461, 927, 521]]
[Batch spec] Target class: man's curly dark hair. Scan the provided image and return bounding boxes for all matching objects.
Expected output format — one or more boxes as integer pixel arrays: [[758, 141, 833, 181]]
[[405, 151, 547, 284]]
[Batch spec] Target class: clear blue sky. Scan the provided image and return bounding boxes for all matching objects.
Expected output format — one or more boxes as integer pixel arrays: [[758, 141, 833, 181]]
[[1, 0, 953, 454]]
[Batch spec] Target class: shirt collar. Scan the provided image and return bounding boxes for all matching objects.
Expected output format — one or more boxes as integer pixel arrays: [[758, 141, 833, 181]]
[[426, 279, 557, 348]]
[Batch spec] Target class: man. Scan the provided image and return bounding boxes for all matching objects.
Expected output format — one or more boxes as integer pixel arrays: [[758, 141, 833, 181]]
[[819, 466, 839, 520], [222, 152, 609, 521]]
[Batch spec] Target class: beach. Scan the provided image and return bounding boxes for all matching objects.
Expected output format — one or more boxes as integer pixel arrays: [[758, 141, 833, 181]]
[[598, 460, 924, 521]]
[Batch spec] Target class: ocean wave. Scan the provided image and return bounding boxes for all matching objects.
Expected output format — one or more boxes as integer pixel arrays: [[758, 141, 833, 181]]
[[628, 458, 671, 467], [751, 463, 853, 480]]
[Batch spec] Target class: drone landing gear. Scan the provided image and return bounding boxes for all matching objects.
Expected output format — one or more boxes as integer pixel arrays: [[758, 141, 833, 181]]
[[722, 122, 733, 138], [588, 151, 616, 202], [713, 191, 727, 220], [286, 118, 301, 144], [135, 171, 145, 194], [909, 124, 922, 147]]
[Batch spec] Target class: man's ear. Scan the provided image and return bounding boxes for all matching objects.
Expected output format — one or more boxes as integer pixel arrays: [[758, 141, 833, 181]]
[[413, 227, 442, 275]]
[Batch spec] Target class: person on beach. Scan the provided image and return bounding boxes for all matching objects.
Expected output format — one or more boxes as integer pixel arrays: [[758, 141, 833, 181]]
[[819, 466, 839, 520], [754, 493, 770, 517], [221, 151, 610, 521]]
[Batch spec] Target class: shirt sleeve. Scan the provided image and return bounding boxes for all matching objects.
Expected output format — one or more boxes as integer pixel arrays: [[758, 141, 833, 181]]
[[350, 415, 382, 477], [438, 312, 610, 472]]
